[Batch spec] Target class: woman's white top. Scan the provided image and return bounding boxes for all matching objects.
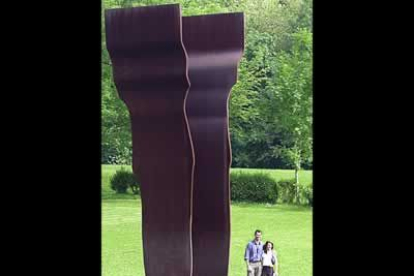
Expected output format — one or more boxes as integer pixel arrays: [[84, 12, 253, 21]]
[[262, 250, 277, 267]]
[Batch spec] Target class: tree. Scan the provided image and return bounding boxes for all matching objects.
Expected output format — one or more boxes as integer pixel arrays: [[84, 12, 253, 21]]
[[101, 0, 134, 164], [261, 29, 312, 201]]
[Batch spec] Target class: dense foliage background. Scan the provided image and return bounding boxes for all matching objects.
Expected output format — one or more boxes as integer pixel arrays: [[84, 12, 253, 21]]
[[102, 0, 313, 176]]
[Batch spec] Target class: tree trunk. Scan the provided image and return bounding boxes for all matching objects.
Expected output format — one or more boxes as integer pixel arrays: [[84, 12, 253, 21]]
[[295, 167, 299, 204], [295, 168, 299, 185], [294, 144, 301, 204]]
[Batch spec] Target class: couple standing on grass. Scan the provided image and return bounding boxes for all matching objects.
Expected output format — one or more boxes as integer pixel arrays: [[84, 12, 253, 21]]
[[244, 230, 279, 276]]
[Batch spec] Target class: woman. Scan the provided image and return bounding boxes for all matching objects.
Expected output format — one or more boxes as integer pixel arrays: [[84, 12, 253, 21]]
[[261, 241, 278, 276]]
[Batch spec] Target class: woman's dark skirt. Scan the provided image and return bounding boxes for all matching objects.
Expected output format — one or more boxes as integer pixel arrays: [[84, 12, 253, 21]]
[[262, 266, 274, 276]]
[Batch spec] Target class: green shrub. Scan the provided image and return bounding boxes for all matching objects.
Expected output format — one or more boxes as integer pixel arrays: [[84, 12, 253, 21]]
[[276, 179, 312, 206], [230, 171, 278, 203], [130, 182, 140, 195], [277, 179, 297, 204], [229, 172, 312, 205], [110, 169, 140, 194], [300, 184, 313, 206]]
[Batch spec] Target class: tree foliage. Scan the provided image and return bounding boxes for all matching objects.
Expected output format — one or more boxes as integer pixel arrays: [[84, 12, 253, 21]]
[[101, 0, 313, 176]]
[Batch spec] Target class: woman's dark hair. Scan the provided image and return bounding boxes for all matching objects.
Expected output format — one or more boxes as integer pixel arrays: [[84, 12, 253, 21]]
[[263, 241, 274, 253]]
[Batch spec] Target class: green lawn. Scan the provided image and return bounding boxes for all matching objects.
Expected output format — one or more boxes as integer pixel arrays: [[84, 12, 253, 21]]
[[102, 165, 312, 276], [102, 200, 312, 276]]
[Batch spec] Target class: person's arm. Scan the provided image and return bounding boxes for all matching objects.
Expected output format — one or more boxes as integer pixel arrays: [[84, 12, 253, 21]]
[[271, 251, 276, 264], [273, 251, 278, 274], [246, 260, 251, 270], [244, 244, 252, 271]]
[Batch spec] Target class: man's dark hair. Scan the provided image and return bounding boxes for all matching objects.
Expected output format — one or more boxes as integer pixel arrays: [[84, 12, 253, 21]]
[[254, 229, 262, 235]]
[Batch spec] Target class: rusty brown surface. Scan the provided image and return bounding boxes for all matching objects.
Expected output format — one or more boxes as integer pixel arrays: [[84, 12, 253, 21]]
[[105, 4, 244, 276], [183, 13, 244, 276], [105, 4, 194, 276]]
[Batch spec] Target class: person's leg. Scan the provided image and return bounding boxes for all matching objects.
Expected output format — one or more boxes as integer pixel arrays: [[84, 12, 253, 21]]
[[249, 262, 256, 276], [268, 266, 274, 276], [247, 262, 254, 276], [257, 264, 263, 276], [255, 263, 261, 276]]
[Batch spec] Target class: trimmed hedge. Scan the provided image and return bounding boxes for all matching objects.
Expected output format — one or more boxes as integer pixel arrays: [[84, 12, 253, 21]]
[[108, 168, 312, 204], [230, 171, 312, 206], [110, 169, 140, 194], [230, 171, 278, 203]]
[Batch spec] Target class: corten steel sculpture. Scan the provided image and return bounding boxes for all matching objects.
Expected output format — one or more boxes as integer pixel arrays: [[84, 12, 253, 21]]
[[105, 5, 194, 276], [105, 3, 244, 276], [183, 13, 244, 276]]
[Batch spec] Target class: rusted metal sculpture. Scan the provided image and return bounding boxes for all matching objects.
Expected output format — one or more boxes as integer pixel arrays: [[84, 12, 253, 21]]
[[105, 3, 244, 276], [105, 5, 194, 276], [183, 13, 244, 276]]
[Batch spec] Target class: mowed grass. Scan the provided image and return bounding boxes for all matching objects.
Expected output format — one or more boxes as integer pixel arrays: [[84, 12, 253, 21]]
[[101, 165, 313, 199], [102, 165, 312, 276], [102, 200, 312, 276]]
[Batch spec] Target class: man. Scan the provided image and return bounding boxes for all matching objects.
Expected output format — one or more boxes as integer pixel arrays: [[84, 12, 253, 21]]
[[244, 230, 264, 276]]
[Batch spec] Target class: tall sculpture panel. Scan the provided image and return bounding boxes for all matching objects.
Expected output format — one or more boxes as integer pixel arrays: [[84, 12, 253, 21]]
[[183, 13, 244, 276], [106, 5, 194, 276], [105, 3, 244, 276]]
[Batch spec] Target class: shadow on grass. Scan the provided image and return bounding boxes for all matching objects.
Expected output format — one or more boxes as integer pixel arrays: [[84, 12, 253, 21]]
[[101, 192, 141, 200], [231, 201, 312, 212]]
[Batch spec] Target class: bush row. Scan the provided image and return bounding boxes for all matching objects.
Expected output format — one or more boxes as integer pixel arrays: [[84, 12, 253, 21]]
[[230, 171, 312, 205], [110, 169, 312, 206]]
